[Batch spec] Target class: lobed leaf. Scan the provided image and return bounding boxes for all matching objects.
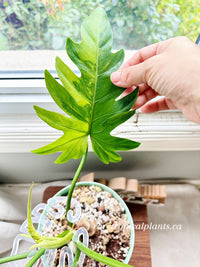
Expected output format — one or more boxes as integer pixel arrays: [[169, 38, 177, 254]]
[[32, 7, 140, 164]]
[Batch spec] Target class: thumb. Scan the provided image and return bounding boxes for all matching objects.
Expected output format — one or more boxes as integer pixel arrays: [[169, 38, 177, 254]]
[[111, 61, 148, 88]]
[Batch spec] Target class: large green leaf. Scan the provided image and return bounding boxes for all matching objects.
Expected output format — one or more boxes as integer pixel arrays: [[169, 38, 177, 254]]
[[32, 7, 140, 164]]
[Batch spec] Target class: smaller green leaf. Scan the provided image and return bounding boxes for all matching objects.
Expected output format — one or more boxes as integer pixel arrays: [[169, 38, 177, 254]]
[[21, 230, 71, 241], [56, 229, 71, 238], [27, 185, 74, 250], [73, 239, 134, 267], [27, 184, 43, 244], [30, 231, 74, 250]]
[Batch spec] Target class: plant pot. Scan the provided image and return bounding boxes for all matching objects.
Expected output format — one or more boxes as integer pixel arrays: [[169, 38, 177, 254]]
[[37, 182, 135, 266]]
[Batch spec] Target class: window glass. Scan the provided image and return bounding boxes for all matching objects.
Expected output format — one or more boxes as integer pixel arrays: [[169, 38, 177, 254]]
[[0, 0, 199, 71]]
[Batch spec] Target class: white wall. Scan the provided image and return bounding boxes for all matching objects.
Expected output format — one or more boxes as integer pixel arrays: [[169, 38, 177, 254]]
[[0, 151, 200, 183]]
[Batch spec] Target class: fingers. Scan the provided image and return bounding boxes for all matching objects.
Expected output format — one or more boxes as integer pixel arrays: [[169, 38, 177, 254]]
[[132, 88, 159, 110], [120, 86, 136, 98], [120, 42, 160, 70], [137, 83, 151, 93], [111, 61, 148, 88], [120, 83, 149, 98], [119, 39, 172, 70], [111, 39, 173, 88], [140, 97, 177, 113], [120, 85, 159, 110]]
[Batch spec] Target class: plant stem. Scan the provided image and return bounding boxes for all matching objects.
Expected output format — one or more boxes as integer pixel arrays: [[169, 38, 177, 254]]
[[73, 240, 134, 267], [66, 146, 88, 226], [0, 252, 30, 264], [25, 248, 45, 267], [71, 247, 81, 267]]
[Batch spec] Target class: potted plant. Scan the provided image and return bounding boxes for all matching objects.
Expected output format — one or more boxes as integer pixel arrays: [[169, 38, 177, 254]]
[[0, 7, 140, 267], [35, 180, 135, 266]]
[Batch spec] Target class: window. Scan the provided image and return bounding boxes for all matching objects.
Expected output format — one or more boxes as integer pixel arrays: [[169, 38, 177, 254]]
[[0, 0, 200, 156], [0, 1, 200, 185], [0, 0, 199, 71]]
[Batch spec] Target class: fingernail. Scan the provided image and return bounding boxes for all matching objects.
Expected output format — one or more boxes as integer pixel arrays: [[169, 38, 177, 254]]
[[111, 71, 121, 83]]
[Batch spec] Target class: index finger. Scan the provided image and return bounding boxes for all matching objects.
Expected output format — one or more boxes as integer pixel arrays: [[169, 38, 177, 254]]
[[120, 39, 170, 70]]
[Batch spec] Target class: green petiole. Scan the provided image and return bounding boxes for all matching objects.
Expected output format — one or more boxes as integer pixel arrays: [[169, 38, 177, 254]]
[[71, 247, 81, 267], [66, 146, 88, 226], [25, 248, 45, 267], [0, 252, 30, 264]]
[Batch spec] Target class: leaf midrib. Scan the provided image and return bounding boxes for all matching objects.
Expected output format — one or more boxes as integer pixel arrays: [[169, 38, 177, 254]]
[[88, 26, 101, 136]]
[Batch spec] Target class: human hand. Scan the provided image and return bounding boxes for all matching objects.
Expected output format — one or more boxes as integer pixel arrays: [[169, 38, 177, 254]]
[[111, 36, 200, 123]]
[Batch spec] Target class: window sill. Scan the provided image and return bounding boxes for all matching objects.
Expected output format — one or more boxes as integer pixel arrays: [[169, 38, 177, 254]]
[[1, 110, 200, 153], [1, 65, 200, 153]]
